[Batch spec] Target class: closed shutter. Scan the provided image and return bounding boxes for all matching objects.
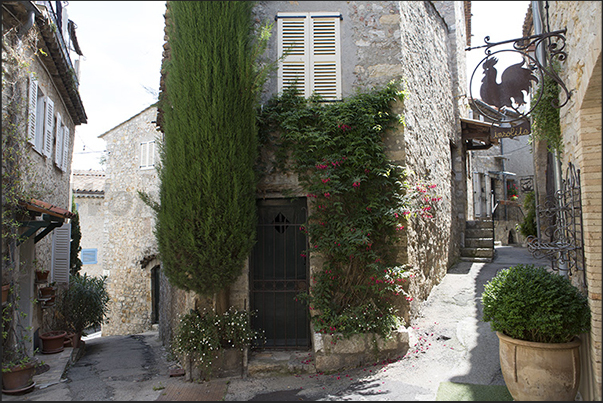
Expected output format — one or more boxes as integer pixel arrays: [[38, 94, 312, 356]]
[[148, 141, 155, 167], [52, 223, 71, 283], [44, 97, 54, 157], [310, 16, 341, 100], [55, 113, 63, 167], [140, 141, 148, 168], [28, 75, 38, 145], [278, 15, 310, 96], [62, 126, 70, 172], [277, 13, 341, 100]]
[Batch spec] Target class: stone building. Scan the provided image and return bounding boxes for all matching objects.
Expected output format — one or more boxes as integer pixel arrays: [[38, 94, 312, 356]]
[[97, 105, 162, 336], [154, 0, 475, 376], [71, 170, 106, 278], [2, 1, 86, 356], [523, 1, 601, 400]]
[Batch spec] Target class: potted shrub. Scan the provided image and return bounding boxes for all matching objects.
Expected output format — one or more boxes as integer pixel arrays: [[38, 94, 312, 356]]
[[39, 330, 67, 354], [56, 274, 110, 348], [481, 264, 591, 401], [34, 267, 50, 283]]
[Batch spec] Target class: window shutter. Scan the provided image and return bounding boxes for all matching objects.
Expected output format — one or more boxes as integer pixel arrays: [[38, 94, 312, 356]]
[[149, 141, 155, 167], [278, 15, 310, 96], [140, 141, 148, 168], [44, 97, 54, 157], [52, 223, 71, 283], [81, 248, 98, 265], [55, 113, 63, 167], [62, 126, 70, 172], [310, 15, 341, 100], [28, 75, 38, 145]]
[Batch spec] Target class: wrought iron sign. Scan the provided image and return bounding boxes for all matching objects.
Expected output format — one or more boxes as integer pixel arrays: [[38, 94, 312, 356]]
[[466, 28, 571, 129]]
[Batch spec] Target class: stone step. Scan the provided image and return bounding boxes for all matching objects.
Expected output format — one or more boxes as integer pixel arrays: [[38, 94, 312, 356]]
[[460, 256, 494, 263], [465, 220, 493, 230], [461, 247, 494, 258], [465, 237, 494, 248], [247, 350, 315, 378], [465, 228, 494, 239]]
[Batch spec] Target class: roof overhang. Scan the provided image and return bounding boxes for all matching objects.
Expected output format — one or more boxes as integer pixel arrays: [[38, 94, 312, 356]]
[[17, 198, 74, 246], [461, 117, 500, 150]]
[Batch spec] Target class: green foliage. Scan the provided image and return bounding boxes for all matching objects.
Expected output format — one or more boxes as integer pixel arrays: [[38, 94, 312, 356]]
[[481, 264, 591, 343], [531, 65, 562, 154], [156, 1, 270, 296], [517, 191, 537, 237], [69, 199, 83, 276], [173, 307, 263, 374], [258, 81, 440, 339], [57, 274, 110, 334]]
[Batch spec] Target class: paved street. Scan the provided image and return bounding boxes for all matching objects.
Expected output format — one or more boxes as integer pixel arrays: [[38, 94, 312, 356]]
[[2, 246, 543, 401]]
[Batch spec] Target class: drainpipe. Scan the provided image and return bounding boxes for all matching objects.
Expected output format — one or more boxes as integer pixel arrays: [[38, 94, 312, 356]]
[[532, 1, 568, 277], [17, 9, 36, 42]]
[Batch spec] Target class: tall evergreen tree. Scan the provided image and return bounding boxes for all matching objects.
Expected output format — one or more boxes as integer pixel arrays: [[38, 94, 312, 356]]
[[156, 2, 260, 297]]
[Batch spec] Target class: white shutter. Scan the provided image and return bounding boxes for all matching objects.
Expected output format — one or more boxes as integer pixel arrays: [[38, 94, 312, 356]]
[[310, 15, 341, 100], [55, 113, 63, 167], [62, 126, 70, 172], [278, 14, 310, 96], [140, 142, 148, 168], [52, 223, 71, 284], [149, 141, 155, 167], [27, 75, 38, 145], [44, 97, 54, 157]]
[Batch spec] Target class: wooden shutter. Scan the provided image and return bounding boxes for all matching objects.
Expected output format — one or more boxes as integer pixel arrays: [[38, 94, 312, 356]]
[[55, 113, 63, 167], [140, 142, 148, 168], [28, 75, 38, 145], [149, 141, 155, 167], [52, 223, 71, 283], [310, 15, 341, 100], [43, 97, 54, 157], [62, 126, 70, 172], [278, 14, 310, 96]]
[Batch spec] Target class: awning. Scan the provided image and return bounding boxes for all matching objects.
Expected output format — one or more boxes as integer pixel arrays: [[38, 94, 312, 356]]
[[461, 117, 500, 150], [17, 198, 74, 246]]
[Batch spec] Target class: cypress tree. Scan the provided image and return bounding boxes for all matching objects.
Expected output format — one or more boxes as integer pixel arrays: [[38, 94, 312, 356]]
[[157, 2, 259, 297]]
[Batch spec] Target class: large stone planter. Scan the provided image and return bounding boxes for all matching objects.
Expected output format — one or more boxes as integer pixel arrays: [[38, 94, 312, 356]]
[[497, 331, 581, 401], [313, 328, 409, 373]]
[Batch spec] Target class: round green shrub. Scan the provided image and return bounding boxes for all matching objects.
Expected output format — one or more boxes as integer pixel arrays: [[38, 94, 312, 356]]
[[481, 264, 590, 343]]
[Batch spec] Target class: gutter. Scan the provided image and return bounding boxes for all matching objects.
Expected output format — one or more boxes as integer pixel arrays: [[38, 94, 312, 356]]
[[17, 1, 42, 39]]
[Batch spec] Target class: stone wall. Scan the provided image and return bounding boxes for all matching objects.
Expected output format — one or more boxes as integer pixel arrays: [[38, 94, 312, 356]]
[[100, 105, 161, 336], [545, 2, 602, 400]]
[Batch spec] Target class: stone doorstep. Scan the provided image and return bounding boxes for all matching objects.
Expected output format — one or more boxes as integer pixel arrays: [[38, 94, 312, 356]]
[[246, 350, 316, 377]]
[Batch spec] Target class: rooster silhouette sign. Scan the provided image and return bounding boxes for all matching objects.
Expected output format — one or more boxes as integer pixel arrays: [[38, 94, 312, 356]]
[[479, 57, 539, 110]]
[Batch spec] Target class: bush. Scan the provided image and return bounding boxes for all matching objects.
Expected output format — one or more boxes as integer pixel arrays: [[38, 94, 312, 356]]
[[173, 307, 263, 372], [517, 191, 537, 238], [58, 274, 110, 334], [481, 264, 590, 343]]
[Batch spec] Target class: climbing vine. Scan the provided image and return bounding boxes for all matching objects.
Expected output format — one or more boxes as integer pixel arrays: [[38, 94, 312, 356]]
[[531, 63, 562, 154], [257, 80, 440, 339]]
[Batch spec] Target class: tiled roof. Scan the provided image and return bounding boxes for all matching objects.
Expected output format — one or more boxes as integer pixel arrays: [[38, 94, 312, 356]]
[[72, 170, 105, 197]]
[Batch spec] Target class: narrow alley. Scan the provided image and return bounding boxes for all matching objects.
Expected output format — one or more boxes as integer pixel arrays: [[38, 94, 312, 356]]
[[2, 246, 545, 401]]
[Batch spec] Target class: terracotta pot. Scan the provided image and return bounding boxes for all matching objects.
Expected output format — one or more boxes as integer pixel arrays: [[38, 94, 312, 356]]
[[71, 331, 83, 349], [40, 330, 67, 354], [2, 284, 9, 304], [64, 332, 75, 347], [35, 270, 49, 283], [1, 360, 36, 394], [497, 331, 581, 401], [39, 286, 55, 299]]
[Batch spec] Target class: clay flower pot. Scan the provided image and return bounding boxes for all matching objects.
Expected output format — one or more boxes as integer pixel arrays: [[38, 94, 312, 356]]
[[39, 286, 55, 299], [1, 360, 36, 394], [40, 330, 67, 354], [35, 270, 50, 283]]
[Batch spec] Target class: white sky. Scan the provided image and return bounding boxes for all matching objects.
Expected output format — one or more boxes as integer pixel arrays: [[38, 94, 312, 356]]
[[67, 1, 530, 171]]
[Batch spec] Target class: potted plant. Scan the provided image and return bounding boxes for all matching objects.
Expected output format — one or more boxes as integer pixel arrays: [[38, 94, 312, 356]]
[[39, 330, 67, 354], [56, 274, 110, 348], [507, 183, 519, 201], [481, 264, 591, 401], [34, 267, 50, 283]]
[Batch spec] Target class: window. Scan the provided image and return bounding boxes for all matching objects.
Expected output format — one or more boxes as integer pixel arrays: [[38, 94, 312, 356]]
[[81, 248, 98, 265], [277, 12, 342, 100], [140, 140, 155, 169], [28, 74, 54, 157], [53, 112, 70, 172]]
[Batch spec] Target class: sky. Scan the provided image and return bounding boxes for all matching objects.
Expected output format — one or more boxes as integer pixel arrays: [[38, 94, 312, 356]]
[[67, 1, 530, 171]]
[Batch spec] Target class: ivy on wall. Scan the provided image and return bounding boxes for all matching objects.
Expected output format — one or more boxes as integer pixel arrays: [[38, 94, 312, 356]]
[[258, 80, 440, 339], [531, 63, 562, 154]]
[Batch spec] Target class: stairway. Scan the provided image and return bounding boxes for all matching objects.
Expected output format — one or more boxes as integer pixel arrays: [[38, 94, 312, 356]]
[[461, 220, 495, 262]]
